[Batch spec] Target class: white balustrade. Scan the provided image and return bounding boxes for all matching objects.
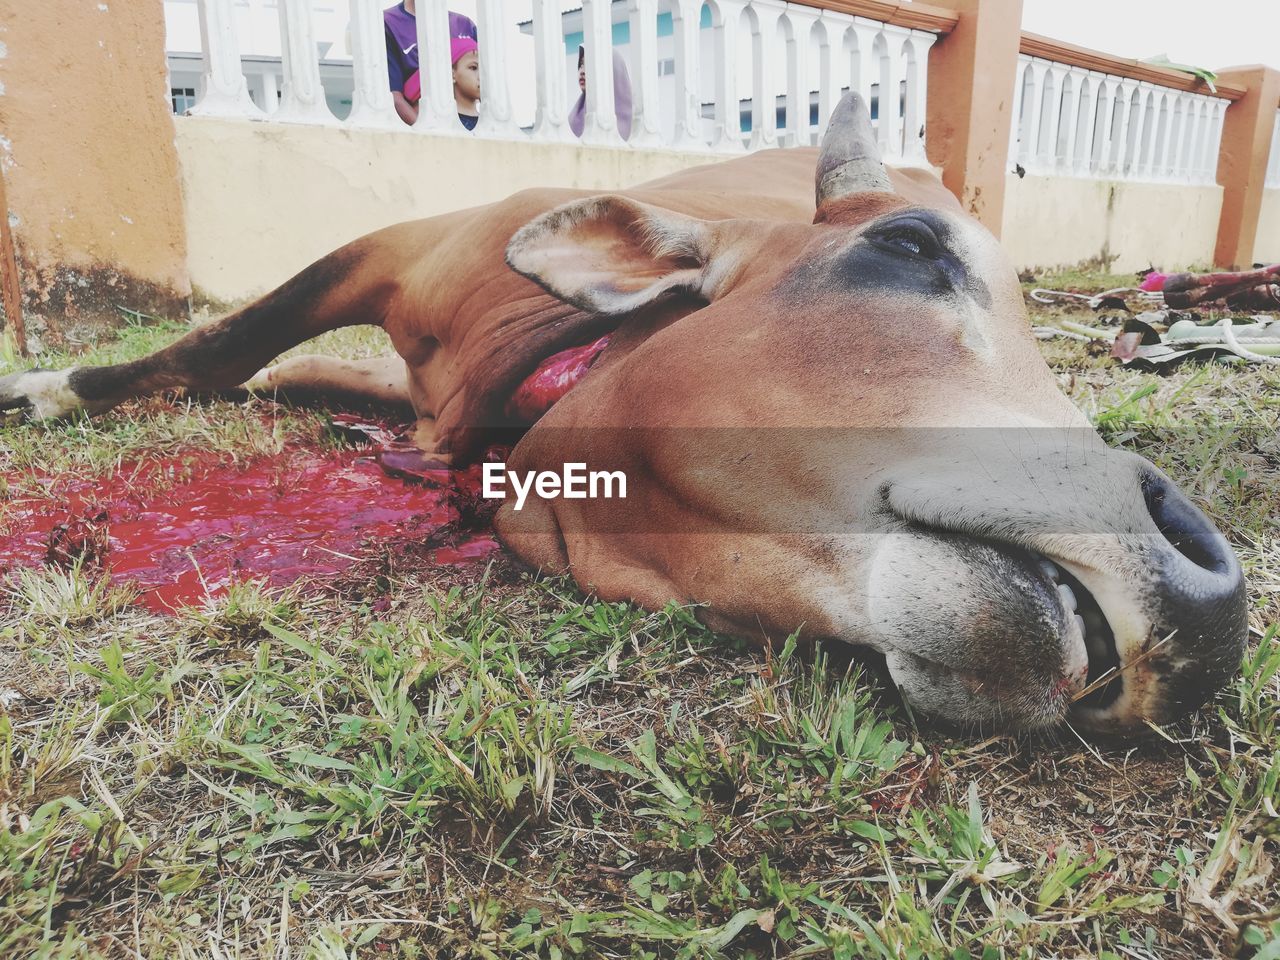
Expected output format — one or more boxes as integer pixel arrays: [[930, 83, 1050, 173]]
[[1008, 53, 1228, 185], [1266, 111, 1280, 190], [178, 0, 942, 163]]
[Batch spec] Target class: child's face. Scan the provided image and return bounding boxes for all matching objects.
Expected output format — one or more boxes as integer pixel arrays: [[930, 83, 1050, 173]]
[[453, 52, 481, 102]]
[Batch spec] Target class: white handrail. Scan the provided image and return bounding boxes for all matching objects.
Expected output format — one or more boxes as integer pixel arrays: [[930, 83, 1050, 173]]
[[1008, 53, 1229, 185]]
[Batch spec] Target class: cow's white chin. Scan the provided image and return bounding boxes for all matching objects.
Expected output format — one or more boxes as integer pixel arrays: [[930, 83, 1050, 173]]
[[866, 530, 1125, 731]]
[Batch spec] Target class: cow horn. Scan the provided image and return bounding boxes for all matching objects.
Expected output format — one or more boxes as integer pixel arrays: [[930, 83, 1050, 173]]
[[815, 92, 894, 206]]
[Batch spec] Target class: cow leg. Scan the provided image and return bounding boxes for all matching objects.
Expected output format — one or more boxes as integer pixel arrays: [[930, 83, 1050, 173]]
[[0, 236, 399, 420], [245, 354, 411, 410]]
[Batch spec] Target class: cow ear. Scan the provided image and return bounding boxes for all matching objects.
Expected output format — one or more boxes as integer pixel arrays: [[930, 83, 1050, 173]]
[[505, 196, 720, 316]]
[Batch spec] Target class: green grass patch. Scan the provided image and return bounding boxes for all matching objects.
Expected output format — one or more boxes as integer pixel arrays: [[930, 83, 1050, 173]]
[[1, 279, 1278, 958]]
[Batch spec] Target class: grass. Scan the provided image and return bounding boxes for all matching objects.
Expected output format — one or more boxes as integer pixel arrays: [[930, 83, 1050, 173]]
[[1, 283, 1279, 958]]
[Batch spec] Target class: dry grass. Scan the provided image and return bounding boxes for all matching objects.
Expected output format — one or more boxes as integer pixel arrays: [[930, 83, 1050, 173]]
[[1, 281, 1278, 959]]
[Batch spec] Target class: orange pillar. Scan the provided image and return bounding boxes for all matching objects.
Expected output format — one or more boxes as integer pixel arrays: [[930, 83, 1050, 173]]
[[925, 0, 1025, 237], [0, 0, 190, 338], [1214, 66, 1280, 269]]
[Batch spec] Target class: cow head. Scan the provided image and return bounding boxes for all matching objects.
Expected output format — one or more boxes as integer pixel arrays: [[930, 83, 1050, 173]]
[[501, 94, 1247, 734]]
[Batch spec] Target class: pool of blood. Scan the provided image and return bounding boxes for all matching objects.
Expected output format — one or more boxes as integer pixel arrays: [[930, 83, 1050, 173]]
[[0, 334, 612, 614], [0, 446, 502, 613]]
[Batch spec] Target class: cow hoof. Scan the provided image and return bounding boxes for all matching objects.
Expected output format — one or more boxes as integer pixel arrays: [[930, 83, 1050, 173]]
[[0, 368, 84, 420]]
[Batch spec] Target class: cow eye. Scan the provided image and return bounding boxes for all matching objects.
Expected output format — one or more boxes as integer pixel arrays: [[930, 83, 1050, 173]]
[[869, 218, 943, 261]]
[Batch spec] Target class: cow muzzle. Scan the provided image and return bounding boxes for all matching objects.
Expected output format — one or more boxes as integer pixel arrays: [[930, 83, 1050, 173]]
[[865, 443, 1247, 733], [1066, 466, 1247, 731]]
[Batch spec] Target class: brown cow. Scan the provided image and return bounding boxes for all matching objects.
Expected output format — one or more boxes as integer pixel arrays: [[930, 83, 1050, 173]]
[[0, 96, 1246, 733]]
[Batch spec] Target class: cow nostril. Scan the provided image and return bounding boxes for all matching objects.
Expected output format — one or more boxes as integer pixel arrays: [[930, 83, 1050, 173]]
[[1141, 471, 1233, 576]]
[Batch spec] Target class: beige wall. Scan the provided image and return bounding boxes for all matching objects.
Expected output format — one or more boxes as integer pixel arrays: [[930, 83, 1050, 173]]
[[1253, 189, 1280, 265], [177, 118, 1239, 303], [1001, 174, 1224, 273], [176, 118, 719, 303], [0, 0, 189, 338]]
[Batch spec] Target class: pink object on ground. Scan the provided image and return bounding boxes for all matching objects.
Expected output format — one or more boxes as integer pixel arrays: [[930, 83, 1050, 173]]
[[1139, 272, 1169, 292]]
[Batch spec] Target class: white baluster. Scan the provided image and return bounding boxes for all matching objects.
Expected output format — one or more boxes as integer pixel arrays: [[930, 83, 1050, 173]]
[[850, 19, 879, 142], [1175, 94, 1196, 181], [816, 13, 850, 136], [1134, 85, 1156, 178], [531, 0, 575, 142], [1105, 81, 1133, 177], [1172, 96, 1192, 181], [261, 70, 280, 115], [413, 0, 461, 133], [346, 0, 400, 128], [577, 0, 622, 144], [1057, 67, 1083, 174], [1073, 72, 1102, 176], [902, 30, 936, 165], [274, 0, 334, 123], [781, 6, 818, 147], [670, 0, 705, 149], [626, 0, 665, 147], [1120, 84, 1146, 179], [876, 24, 906, 162], [1195, 99, 1210, 184], [709, 0, 746, 152], [1163, 94, 1183, 181], [1038, 64, 1063, 170], [1152, 90, 1174, 180], [1008, 57, 1029, 170], [1022, 60, 1048, 174], [1210, 101, 1227, 184], [1093, 80, 1118, 177], [747, 0, 783, 150], [190, 0, 261, 117], [473, 0, 523, 138], [1192, 98, 1213, 185]]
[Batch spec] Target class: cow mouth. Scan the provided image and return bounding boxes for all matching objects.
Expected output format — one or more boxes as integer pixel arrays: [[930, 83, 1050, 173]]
[[871, 523, 1130, 728], [505, 334, 612, 423], [1038, 556, 1123, 710]]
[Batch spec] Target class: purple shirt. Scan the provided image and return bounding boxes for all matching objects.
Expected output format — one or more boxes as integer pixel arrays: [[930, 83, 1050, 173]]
[[383, 5, 477, 94]]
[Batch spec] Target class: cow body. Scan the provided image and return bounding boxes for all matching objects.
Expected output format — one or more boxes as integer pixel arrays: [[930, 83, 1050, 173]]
[[1, 96, 1247, 734]]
